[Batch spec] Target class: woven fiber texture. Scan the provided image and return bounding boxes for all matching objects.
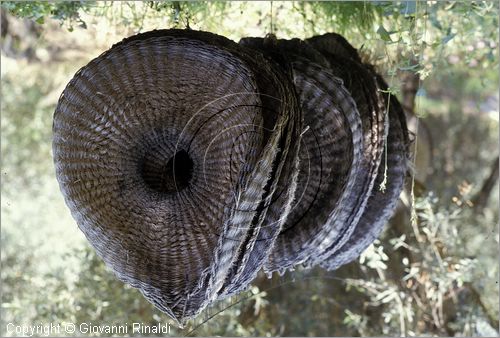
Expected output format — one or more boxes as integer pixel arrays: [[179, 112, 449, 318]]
[[304, 33, 389, 267], [239, 37, 364, 274], [53, 29, 301, 323], [53, 29, 408, 323]]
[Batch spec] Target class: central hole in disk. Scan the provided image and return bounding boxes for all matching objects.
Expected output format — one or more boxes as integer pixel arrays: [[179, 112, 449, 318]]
[[141, 149, 194, 193]]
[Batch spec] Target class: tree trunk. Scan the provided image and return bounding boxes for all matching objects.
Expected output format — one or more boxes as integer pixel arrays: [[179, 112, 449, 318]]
[[472, 155, 499, 212]]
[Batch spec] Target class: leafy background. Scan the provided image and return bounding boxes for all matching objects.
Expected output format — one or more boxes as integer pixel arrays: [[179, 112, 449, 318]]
[[1, 1, 498, 336]]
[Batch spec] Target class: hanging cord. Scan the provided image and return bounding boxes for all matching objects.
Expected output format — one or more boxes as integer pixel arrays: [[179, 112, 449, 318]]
[[270, 1, 274, 35], [264, 1, 277, 43]]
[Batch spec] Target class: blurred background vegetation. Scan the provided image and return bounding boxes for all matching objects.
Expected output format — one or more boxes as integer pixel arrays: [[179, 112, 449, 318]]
[[1, 1, 498, 336]]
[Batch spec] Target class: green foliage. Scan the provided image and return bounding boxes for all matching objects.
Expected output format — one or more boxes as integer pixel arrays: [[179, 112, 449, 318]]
[[147, 1, 229, 28], [293, 1, 384, 35], [343, 191, 497, 336], [1, 1, 89, 29]]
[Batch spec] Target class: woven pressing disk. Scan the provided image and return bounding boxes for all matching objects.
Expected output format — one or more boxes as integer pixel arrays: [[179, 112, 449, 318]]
[[53, 29, 300, 323], [217, 38, 303, 298], [308, 33, 408, 269], [322, 73, 409, 270], [307, 32, 362, 62], [304, 34, 387, 266], [238, 37, 367, 274]]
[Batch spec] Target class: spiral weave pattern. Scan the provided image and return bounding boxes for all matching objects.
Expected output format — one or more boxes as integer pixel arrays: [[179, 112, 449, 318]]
[[53, 29, 408, 323]]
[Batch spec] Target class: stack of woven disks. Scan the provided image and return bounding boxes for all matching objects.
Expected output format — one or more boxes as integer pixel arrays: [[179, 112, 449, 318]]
[[53, 29, 409, 324]]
